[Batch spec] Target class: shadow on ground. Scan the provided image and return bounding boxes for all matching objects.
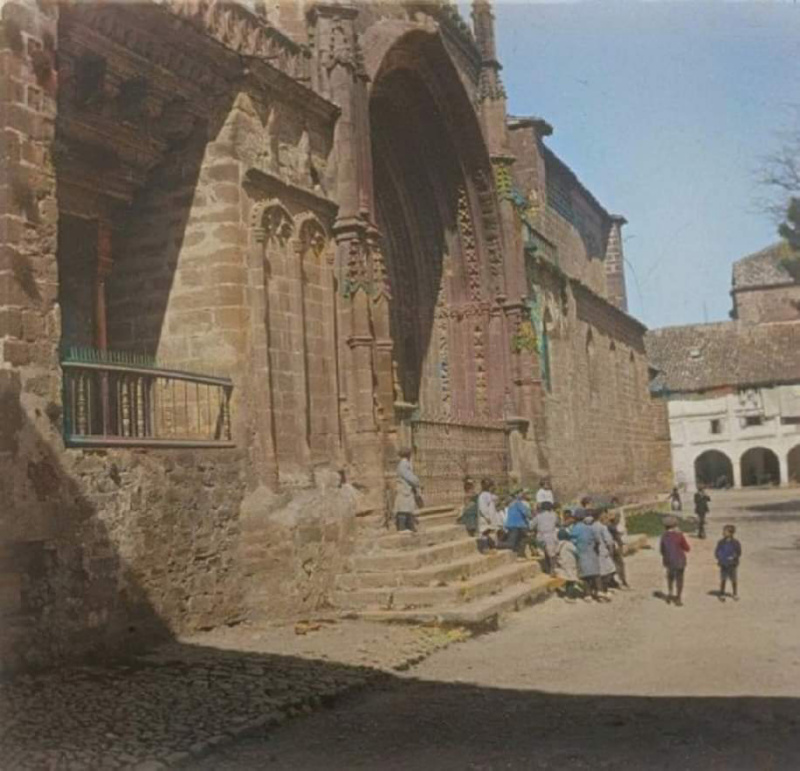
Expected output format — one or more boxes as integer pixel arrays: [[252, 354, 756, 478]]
[[196, 668, 800, 771], [5, 638, 800, 770], [734, 498, 800, 516]]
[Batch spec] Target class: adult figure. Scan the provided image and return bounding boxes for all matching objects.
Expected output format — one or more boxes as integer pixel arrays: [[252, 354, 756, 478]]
[[572, 513, 602, 601], [536, 479, 555, 509], [531, 501, 559, 574], [670, 487, 682, 512], [694, 486, 711, 539], [394, 448, 421, 532]]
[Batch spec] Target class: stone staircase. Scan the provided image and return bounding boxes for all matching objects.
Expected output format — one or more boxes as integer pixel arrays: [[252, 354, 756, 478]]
[[334, 505, 559, 628]]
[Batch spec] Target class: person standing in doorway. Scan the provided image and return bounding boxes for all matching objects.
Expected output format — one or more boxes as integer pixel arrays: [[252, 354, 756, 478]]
[[660, 516, 691, 606], [394, 448, 421, 532], [694, 486, 711, 539]]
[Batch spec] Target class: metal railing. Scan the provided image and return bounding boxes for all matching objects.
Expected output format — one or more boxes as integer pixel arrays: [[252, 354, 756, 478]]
[[61, 347, 234, 448]]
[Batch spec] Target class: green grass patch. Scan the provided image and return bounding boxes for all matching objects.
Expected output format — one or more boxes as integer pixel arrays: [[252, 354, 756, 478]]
[[626, 510, 698, 537]]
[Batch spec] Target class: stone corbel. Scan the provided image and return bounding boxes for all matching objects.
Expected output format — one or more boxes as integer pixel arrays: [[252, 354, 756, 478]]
[[505, 415, 529, 437]]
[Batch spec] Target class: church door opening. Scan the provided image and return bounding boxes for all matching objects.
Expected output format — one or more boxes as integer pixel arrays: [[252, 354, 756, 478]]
[[369, 34, 509, 504]]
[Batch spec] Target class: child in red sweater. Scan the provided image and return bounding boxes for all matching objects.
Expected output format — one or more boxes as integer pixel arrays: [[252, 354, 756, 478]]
[[660, 516, 691, 606]]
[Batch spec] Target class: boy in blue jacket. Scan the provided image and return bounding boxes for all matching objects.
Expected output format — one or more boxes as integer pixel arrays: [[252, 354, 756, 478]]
[[500, 489, 531, 558], [715, 525, 742, 602]]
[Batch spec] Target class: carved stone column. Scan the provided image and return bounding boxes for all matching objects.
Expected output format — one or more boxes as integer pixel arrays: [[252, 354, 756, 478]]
[[311, 4, 388, 506]]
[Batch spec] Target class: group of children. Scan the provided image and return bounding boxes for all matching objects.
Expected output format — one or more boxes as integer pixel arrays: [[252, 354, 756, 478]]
[[659, 515, 742, 605], [458, 478, 630, 602], [457, 476, 745, 606]]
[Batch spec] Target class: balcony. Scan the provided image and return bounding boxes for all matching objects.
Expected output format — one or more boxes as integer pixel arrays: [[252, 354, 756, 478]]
[[61, 347, 234, 449]]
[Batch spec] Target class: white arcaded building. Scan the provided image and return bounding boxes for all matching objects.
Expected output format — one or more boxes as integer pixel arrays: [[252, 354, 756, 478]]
[[647, 243, 800, 492]]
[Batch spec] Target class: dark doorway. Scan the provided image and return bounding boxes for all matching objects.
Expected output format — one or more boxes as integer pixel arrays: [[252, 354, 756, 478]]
[[787, 445, 800, 485], [740, 447, 781, 487], [694, 449, 734, 489]]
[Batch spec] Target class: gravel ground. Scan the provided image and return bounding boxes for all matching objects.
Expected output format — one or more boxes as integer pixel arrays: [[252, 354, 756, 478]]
[[194, 488, 800, 770], [0, 621, 469, 770]]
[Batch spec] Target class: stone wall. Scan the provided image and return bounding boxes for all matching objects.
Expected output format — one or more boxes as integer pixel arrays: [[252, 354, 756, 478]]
[[528, 269, 670, 502], [733, 285, 800, 324], [0, 2, 359, 673]]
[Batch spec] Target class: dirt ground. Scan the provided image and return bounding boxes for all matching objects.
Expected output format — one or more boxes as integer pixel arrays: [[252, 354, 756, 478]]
[[194, 488, 800, 770]]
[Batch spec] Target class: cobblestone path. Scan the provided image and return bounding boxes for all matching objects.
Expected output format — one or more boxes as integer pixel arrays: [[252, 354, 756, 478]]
[[0, 623, 468, 770]]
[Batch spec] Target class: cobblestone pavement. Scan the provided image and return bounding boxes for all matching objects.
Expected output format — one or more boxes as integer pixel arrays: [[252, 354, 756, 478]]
[[0, 621, 470, 770]]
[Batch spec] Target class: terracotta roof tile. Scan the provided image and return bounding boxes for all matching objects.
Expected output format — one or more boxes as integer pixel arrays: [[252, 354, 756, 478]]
[[645, 321, 800, 393]]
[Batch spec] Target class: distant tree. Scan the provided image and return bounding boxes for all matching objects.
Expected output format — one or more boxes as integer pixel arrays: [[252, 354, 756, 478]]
[[759, 117, 800, 225], [759, 113, 800, 279], [779, 197, 800, 251]]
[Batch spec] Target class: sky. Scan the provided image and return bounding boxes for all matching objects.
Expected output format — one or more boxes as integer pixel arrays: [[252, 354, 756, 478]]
[[477, 1, 800, 329]]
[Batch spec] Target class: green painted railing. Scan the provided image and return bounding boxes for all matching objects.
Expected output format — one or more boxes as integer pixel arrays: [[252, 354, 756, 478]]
[[60, 347, 234, 449]]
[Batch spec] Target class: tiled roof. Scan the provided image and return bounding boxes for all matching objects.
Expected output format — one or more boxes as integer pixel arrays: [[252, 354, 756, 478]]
[[645, 321, 800, 394], [732, 242, 795, 290]]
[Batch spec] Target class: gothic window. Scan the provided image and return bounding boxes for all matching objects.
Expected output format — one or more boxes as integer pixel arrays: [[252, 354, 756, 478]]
[[541, 308, 553, 393], [586, 329, 598, 400]]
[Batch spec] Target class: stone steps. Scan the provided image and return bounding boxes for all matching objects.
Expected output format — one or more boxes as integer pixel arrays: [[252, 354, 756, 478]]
[[370, 523, 466, 552], [335, 500, 553, 625], [336, 550, 516, 591], [333, 559, 542, 610], [343, 573, 560, 629], [353, 536, 480, 573]]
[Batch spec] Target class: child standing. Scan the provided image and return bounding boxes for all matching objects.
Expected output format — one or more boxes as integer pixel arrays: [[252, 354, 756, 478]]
[[715, 525, 742, 602], [554, 528, 580, 599], [499, 489, 531, 558], [660, 516, 691, 606]]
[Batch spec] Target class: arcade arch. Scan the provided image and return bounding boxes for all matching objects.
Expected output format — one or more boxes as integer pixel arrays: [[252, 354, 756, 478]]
[[740, 447, 781, 487], [786, 445, 800, 485], [694, 449, 734, 489]]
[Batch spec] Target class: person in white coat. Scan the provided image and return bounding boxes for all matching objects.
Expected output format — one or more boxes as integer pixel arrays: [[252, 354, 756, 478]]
[[394, 448, 421, 532], [535, 479, 555, 508], [477, 478, 503, 552]]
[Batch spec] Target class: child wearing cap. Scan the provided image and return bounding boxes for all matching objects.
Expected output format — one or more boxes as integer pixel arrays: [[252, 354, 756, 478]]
[[715, 524, 742, 602], [660, 516, 690, 606]]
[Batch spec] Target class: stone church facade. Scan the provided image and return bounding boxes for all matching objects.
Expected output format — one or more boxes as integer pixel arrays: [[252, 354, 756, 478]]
[[0, 0, 670, 670]]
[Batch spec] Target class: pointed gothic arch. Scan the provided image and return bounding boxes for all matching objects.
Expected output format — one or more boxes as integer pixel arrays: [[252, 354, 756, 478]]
[[370, 29, 506, 419], [294, 211, 339, 460]]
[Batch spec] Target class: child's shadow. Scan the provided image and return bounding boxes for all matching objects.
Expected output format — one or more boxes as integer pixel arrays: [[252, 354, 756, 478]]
[[652, 590, 671, 604]]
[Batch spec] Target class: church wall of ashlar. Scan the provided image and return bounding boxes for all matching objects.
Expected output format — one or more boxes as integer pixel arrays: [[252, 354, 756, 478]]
[[0, 0, 670, 671]]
